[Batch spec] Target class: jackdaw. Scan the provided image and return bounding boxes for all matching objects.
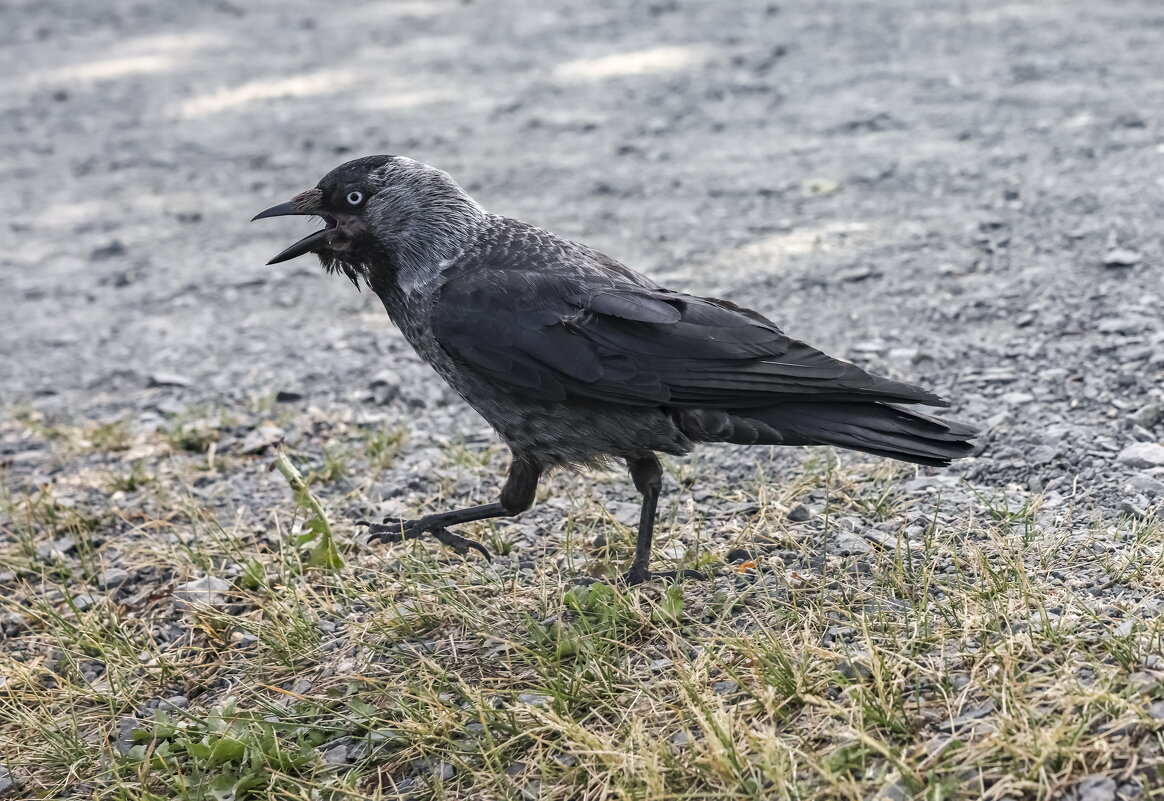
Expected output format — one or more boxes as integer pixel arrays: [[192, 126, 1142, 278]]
[[254, 155, 975, 584]]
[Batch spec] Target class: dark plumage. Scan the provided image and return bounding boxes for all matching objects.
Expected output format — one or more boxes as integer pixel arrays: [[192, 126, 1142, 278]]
[[254, 155, 975, 584]]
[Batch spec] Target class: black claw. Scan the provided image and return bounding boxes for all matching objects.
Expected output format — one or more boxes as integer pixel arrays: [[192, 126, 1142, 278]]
[[430, 527, 492, 561]]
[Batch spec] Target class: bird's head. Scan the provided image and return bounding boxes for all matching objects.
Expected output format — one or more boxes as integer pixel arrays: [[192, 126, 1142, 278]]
[[253, 155, 484, 288]]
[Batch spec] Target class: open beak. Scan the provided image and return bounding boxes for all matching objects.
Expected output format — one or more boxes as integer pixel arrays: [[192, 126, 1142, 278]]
[[252, 190, 331, 265]]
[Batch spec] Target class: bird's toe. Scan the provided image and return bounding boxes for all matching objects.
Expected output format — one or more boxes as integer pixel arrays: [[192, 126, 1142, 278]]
[[429, 527, 492, 561]]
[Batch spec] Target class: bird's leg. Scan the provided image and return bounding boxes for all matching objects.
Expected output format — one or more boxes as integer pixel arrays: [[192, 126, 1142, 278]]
[[359, 456, 540, 561], [622, 454, 706, 585]]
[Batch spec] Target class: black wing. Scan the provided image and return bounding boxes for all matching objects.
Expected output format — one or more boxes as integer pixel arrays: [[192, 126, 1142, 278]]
[[432, 266, 946, 409]]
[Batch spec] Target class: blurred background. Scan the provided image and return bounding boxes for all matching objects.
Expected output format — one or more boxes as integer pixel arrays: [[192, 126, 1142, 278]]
[[1, 0, 1161, 495]]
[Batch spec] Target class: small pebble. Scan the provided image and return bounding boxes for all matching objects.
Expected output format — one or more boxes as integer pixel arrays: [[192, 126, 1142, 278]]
[[786, 504, 811, 522], [1102, 249, 1141, 268], [1117, 443, 1164, 469], [174, 576, 231, 609], [1071, 775, 1117, 801]]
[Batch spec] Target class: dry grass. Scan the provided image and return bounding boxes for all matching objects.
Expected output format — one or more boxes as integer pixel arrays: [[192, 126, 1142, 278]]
[[1, 409, 1162, 800]]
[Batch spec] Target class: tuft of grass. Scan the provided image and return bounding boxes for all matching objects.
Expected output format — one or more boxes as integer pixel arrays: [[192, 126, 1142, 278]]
[[366, 425, 409, 471], [2, 407, 1163, 799]]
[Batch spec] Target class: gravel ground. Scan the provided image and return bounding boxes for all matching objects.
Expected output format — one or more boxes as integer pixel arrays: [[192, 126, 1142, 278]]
[[1, 1, 1163, 797]]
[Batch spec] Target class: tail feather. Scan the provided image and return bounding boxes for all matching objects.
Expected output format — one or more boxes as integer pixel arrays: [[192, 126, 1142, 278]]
[[739, 402, 976, 467], [673, 402, 976, 467]]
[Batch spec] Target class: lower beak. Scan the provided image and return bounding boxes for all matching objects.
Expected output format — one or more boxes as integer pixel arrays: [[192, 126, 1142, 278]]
[[265, 229, 335, 265]]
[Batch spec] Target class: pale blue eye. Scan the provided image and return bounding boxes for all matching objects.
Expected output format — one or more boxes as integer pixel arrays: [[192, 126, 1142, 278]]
[[346, 191, 364, 206]]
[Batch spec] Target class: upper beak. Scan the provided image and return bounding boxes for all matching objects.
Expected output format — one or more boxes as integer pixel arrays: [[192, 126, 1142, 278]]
[[251, 200, 300, 221], [252, 190, 330, 265]]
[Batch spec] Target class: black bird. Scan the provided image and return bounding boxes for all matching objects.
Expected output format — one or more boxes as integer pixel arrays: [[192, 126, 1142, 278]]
[[254, 156, 975, 584]]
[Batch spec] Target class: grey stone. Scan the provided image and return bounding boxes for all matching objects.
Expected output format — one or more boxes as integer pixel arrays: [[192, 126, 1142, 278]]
[[1119, 500, 1147, 520], [1124, 475, 1164, 499], [1117, 443, 1164, 469], [115, 717, 140, 755], [148, 372, 192, 388], [238, 425, 285, 454], [609, 501, 640, 527], [71, 593, 101, 611], [370, 377, 400, 405], [953, 699, 994, 725], [838, 656, 872, 680], [322, 743, 349, 764], [1135, 403, 1163, 430], [1000, 391, 1035, 405], [786, 503, 812, 522], [517, 692, 550, 707], [174, 576, 231, 609], [1071, 775, 1116, 801], [275, 389, 304, 402], [37, 536, 76, 561], [1103, 249, 1141, 267], [97, 568, 132, 589], [828, 531, 870, 556]]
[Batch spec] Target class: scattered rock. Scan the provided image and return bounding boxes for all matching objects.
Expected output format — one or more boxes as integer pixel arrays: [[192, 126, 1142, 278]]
[[148, 372, 192, 388], [275, 389, 304, 402], [90, 240, 127, 261], [669, 730, 691, 747], [97, 568, 132, 589], [838, 655, 873, 680], [322, 743, 349, 764], [1135, 403, 1163, 430], [517, 692, 551, 707], [1000, 391, 1035, 405], [609, 501, 640, 527], [36, 536, 77, 561], [1124, 474, 1164, 499], [1069, 775, 1116, 801], [1102, 249, 1141, 268], [1117, 443, 1164, 469], [174, 576, 231, 609], [162, 695, 189, 710], [786, 504, 812, 522], [237, 425, 285, 454], [828, 531, 870, 556], [115, 717, 140, 755], [1119, 500, 1147, 519], [952, 699, 994, 725], [369, 377, 400, 405], [837, 265, 882, 282], [71, 593, 101, 611]]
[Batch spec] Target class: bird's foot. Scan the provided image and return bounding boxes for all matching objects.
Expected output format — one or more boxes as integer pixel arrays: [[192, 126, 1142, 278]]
[[356, 516, 492, 561]]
